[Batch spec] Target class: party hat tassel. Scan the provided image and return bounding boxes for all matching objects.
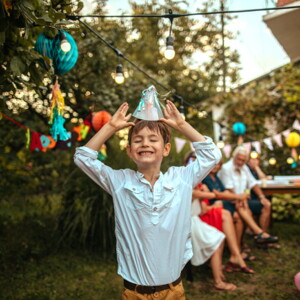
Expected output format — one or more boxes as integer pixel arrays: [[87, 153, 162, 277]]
[[49, 79, 68, 141], [133, 85, 164, 121]]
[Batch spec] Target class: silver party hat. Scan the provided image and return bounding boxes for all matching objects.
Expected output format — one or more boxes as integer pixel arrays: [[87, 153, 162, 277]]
[[132, 85, 164, 121]]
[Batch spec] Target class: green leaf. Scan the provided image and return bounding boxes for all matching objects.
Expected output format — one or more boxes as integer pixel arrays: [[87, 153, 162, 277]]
[[10, 56, 26, 75]]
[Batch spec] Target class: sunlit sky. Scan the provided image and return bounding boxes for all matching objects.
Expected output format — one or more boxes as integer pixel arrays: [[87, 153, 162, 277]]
[[83, 0, 290, 85]]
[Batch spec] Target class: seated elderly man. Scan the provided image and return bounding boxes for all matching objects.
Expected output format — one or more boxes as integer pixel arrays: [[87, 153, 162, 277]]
[[218, 146, 271, 232]]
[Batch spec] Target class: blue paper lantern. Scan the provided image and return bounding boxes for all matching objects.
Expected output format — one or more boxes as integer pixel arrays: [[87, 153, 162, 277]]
[[35, 33, 54, 58], [232, 122, 246, 135], [35, 30, 78, 75]]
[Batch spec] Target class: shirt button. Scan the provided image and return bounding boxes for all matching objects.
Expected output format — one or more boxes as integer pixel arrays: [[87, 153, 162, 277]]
[[153, 207, 157, 211], [132, 188, 136, 191]]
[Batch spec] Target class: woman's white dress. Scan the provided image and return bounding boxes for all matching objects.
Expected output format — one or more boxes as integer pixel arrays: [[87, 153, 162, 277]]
[[190, 199, 225, 266]]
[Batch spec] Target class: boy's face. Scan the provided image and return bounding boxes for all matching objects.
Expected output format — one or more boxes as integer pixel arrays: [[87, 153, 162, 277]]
[[126, 127, 171, 169]]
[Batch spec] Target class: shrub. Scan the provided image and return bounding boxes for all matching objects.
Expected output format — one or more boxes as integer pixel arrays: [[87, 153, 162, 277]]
[[272, 194, 300, 222]]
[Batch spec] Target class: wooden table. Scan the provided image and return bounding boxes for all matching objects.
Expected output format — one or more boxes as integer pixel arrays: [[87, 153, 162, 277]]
[[260, 184, 300, 196]]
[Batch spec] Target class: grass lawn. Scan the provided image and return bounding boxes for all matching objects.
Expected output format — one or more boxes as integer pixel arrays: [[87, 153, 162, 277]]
[[1, 222, 300, 300]]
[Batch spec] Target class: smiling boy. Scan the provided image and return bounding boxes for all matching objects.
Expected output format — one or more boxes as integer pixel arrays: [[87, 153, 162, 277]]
[[74, 101, 221, 299]]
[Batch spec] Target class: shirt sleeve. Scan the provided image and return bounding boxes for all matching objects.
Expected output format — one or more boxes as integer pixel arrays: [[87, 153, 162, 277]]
[[245, 166, 258, 189], [179, 137, 222, 188], [218, 164, 234, 190], [74, 146, 125, 195]]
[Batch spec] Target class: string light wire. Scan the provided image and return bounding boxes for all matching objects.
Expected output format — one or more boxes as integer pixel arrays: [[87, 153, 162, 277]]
[[68, 4, 300, 132], [67, 5, 300, 19]]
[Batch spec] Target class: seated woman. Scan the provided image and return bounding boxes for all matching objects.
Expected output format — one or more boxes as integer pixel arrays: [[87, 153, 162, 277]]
[[192, 183, 254, 274], [184, 151, 254, 278], [190, 199, 237, 291], [202, 159, 279, 251]]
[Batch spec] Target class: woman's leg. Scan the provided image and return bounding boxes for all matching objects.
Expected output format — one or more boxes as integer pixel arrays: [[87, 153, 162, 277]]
[[221, 209, 253, 272], [210, 242, 237, 290], [232, 211, 244, 251]]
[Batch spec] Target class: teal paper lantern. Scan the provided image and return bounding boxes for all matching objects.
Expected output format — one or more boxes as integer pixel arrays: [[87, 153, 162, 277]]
[[232, 122, 246, 135], [35, 30, 78, 75], [35, 33, 54, 58]]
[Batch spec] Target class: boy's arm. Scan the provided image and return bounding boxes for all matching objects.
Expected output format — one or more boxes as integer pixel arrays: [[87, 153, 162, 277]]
[[161, 101, 221, 187], [85, 103, 135, 151], [160, 100, 206, 142], [74, 103, 134, 195], [192, 189, 216, 200]]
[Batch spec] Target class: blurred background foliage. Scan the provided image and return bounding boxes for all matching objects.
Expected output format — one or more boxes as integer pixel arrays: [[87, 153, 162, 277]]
[[0, 0, 300, 275], [210, 62, 300, 175]]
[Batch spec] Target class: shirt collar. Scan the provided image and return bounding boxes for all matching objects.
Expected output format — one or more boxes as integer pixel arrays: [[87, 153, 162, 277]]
[[136, 171, 163, 181]]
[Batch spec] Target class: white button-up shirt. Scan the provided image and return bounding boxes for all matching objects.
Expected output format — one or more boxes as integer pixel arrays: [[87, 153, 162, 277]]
[[218, 159, 257, 194], [74, 137, 221, 286]]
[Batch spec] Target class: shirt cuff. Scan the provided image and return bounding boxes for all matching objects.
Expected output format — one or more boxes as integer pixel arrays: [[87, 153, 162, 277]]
[[75, 146, 98, 159], [192, 136, 216, 150]]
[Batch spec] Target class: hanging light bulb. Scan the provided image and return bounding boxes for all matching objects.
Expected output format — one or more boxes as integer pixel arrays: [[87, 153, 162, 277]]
[[60, 31, 71, 52], [115, 64, 125, 84], [287, 157, 294, 164], [164, 9, 175, 60], [269, 157, 277, 165], [217, 136, 225, 149], [164, 36, 175, 60], [250, 151, 259, 159]]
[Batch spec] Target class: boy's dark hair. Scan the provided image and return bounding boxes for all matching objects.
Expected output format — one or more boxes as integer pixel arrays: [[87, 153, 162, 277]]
[[128, 120, 171, 145]]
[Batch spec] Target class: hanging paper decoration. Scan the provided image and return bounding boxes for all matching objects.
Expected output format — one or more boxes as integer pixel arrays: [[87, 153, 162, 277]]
[[263, 137, 274, 150], [232, 122, 246, 135], [47, 136, 57, 150], [83, 113, 92, 130], [52, 31, 78, 75], [242, 142, 251, 154], [29, 132, 43, 151], [232, 122, 246, 145], [282, 129, 291, 138], [285, 132, 300, 148], [35, 30, 78, 75], [40, 135, 50, 148], [273, 133, 283, 147], [3, 0, 12, 15], [222, 144, 232, 158], [174, 137, 187, 153], [25, 129, 30, 149], [55, 131, 77, 150], [133, 85, 165, 121], [73, 125, 83, 141], [80, 124, 90, 139], [92, 111, 112, 131], [98, 144, 107, 161], [292, 120, 300, 131], [252, 141, 261, 154], [285, 132, 300, 160], [49, 80, 69, 141], [35, 33, 54, 59]]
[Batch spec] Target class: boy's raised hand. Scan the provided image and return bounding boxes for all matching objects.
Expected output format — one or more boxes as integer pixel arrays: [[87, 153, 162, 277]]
[[109, 103, 135, 130], [160, 100, 185, 130]]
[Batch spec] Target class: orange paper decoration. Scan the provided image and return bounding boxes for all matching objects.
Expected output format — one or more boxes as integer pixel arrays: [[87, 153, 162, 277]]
[[92, 111, 112, 131]]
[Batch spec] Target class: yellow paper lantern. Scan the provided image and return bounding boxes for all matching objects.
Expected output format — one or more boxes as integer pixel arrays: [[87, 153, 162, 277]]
[[285, 132, 300, 148]]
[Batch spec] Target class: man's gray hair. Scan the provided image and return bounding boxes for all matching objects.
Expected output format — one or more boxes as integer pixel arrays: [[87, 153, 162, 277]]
[[232, 146, 249, 158]]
